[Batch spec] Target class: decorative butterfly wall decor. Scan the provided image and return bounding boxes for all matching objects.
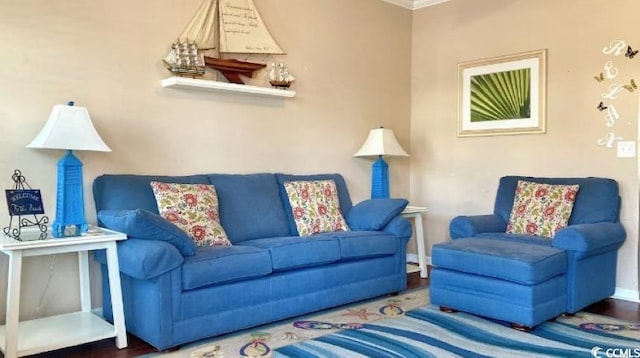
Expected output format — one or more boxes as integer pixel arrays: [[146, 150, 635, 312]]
[[593, 72, 605, 82], [623, 78, 637, 92], [625, 45, 638, 59], [597, 101, 608, 111]]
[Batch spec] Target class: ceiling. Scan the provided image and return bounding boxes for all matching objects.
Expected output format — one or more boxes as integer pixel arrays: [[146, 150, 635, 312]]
[[382, 0, 452, 10]]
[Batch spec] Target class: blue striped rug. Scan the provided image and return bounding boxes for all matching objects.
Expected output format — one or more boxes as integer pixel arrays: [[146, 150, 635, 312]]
[[273, 305, 640, 357]]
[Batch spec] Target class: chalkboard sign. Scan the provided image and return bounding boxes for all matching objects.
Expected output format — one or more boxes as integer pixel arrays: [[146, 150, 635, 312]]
[[5, 189, 45, 216]]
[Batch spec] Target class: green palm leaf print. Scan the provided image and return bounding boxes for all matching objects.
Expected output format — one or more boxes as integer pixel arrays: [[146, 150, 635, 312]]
[[470, 69, 531, 122]]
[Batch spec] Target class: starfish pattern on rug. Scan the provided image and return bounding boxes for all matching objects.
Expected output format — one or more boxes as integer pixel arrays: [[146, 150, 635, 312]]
[[342, 308, 380, 320]]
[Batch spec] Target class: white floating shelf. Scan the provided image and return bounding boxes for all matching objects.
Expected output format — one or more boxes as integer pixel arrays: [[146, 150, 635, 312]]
[[161, 76, 296, 98]]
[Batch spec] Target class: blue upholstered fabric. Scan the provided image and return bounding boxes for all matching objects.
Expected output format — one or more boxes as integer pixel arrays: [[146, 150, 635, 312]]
[[553, 222, 626, 253], [433, 175, 626, 326], [330, 230, 399, 259], [92, 172, 411, 350], [493, 176, 621, 225], [475, 232, 553, 246], [346, 198, 408, 230], [93, 174, 210, 213], [181, 245, 272, 290], [382, 215, 413, 240], [275, 173, 353, 235], [205, 174, 290, 243], [432, 238, 566, 284], [240, 236, 341, 272], [430, 268, 567, 327], [449, 214, 507, 239], [95, 238, 183, 280], [98, 209, 197, 256]]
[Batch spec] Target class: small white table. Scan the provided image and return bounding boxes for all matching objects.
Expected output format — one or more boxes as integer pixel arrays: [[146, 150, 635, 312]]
[[401, 206, 429, 278], [0, 226, 127, 358]]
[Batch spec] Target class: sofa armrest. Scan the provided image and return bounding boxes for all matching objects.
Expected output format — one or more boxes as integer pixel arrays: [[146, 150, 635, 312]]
[[552, 222, 626, 255], [449, 214, 507, 239], [94, 238, 184, 280], [382, 216, 412, 241], [346, 198, 408, 231]]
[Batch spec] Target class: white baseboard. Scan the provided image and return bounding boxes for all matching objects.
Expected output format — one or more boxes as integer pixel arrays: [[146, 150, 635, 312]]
[[612, 287, 640, 302]]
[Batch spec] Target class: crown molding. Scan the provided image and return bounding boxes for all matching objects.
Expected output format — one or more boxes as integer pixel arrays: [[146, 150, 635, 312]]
[[381, 0, 452, 10]]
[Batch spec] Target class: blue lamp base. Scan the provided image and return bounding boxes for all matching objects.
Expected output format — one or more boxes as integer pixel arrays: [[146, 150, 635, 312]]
[[371, 156, 390, 199], [52, 150, 88, 238]]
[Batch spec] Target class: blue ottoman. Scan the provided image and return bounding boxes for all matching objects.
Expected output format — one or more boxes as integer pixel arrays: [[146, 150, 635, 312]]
[[430, 238, 568, 328]]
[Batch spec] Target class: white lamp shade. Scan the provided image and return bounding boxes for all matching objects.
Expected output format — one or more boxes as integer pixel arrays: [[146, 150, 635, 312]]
[[27, 104, 111, 152], [354, 128, 408, 157]]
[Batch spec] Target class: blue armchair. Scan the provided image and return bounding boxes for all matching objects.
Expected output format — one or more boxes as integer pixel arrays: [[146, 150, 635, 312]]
[[430, 176, 626, 327]]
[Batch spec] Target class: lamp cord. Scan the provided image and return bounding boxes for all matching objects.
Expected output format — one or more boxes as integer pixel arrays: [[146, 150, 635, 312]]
[[33, 255, 56, 319]]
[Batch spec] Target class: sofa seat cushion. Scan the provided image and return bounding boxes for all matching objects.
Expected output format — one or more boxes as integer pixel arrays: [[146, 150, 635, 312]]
[[240, 236, 341, 272], [328, 231, 398, 260], [182, 246, 272, 290], [433, 238, 567, 285]]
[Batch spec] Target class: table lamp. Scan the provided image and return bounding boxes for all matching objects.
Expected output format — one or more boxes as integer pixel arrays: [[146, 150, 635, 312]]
[[27, 101, 111, 237], [354, 127, 409, 199]]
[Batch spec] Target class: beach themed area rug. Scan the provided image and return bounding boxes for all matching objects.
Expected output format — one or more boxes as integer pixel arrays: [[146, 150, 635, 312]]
[[274, 305, 640, 358], [140, 289, 428, 358]]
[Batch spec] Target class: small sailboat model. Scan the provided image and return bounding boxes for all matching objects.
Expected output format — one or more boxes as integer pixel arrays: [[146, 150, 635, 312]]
[[269, 62, 295, 88], [163, 41, 206, 77], [164, 0, 285, 85]]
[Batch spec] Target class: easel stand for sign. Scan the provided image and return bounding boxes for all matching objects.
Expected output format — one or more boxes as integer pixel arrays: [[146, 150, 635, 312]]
[[3, 170, 49, 240]]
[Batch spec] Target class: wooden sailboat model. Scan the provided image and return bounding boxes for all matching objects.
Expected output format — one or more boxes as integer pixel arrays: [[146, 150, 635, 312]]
[[164, 0, 285, 84]]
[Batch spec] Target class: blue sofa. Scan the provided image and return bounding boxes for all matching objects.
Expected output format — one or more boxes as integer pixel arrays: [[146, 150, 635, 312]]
[[92, 173, 412, 350], [430, 176, 626, 327]]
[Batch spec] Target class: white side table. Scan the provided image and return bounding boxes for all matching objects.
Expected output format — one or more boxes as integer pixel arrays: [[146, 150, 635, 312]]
[[0, 226, 127, 358], [401, 206, 429, 278]]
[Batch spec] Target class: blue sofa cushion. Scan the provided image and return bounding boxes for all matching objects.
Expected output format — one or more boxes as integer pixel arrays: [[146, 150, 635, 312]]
[[98, 209, 196, 256], [205, 174, 290, 243], [494, 176, 620, 225], [276, 173, 353, 235], [182, 245, 273, 290], [93, 174, 210, 213], [240, 236, 341, 272], [432, 238, 567, 284], [329, 231, 398, 259], [346, 199, 408, 231]]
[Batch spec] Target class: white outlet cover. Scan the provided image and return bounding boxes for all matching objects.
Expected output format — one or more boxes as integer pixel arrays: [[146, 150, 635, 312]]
[[616, 141, 636, 158]]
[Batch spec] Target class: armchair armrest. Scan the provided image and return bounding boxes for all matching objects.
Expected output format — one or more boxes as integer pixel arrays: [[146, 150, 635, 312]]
[[449, 214, 507, 239], [552, 222, 626, 256], [382, 216, 412, 241], [94, 238, 184, 280]]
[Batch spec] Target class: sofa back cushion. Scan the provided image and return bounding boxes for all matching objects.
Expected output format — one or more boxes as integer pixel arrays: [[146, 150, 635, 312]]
[[93, 174, 210, 214], [205, 173, 290, 243], [494, 176, 620, 225], [276, 173, 353, 236]]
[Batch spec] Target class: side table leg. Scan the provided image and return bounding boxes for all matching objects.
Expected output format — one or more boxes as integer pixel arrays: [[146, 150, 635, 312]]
[[5, 251, 22, 358], [414, 214, 428, 278], [78, 251, 91, 312], [105, 243, 127, 348]]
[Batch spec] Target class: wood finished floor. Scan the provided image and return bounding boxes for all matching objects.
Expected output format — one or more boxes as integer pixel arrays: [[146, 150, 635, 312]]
[[13, 271, 640, 358]]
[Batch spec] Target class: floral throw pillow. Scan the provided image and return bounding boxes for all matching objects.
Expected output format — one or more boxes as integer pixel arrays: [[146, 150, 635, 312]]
[[283, 179, 350, 236], [150, 182, 231, 247], [506, 180, 580, 238]]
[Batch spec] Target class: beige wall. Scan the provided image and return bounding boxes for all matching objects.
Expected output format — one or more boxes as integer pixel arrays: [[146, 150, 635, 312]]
[[411, 0, 639, 298], [0, 0, 411, 321]]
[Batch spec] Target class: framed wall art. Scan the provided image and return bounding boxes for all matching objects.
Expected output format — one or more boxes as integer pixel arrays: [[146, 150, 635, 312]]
[[457, 49, 547, 137]]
